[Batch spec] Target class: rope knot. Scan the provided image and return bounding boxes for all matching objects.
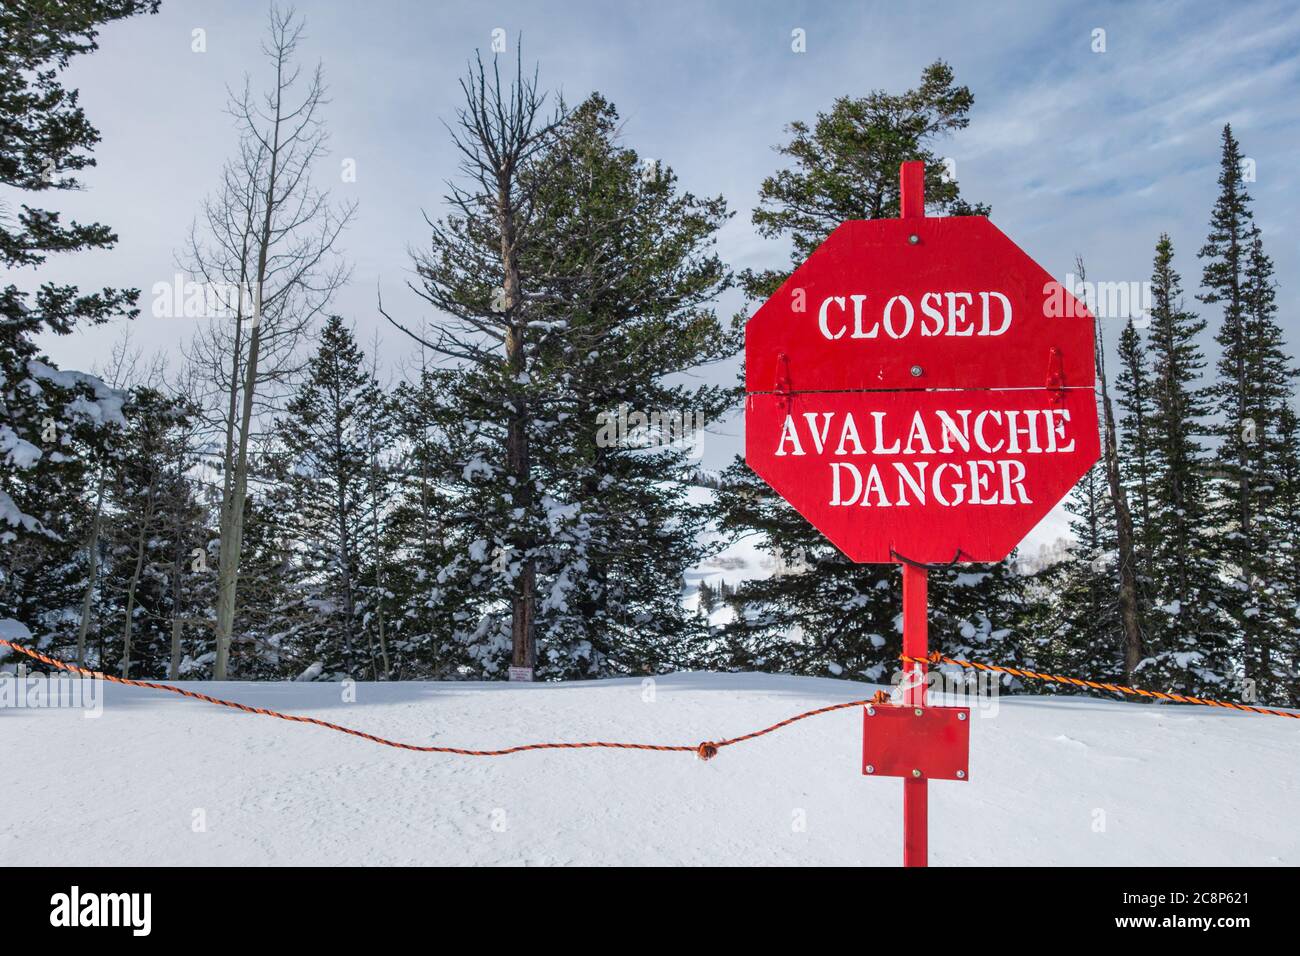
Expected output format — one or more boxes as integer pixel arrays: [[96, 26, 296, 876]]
[[696, 741, 719, 761], [870, 690, 890, 704], [927, 650, 943, 664]]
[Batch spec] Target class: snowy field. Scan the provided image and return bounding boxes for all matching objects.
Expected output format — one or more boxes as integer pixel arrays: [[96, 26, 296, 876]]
[[1, 672, 1296, 866]]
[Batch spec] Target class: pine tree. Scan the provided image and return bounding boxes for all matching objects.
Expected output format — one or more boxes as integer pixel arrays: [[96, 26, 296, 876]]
[[274, 316, 387, 679], [101, 387, 181, 677], [1265, 405, 1300, 704], [353, 337, 398, 680], [1142, 234, 1225, 694], [90, 386, 210, 679], [744, 59, 988, 301], [711, 460, 894, 678], [1115, 319, 1156, 562], [0, 0, 158, 658], [1111, 317, 1158, 670], [384, 361, 476, 678], [712, 62, 1025, 684], [388, 75, 731, 679], [1030, 463, 1123, 683], [1238, 230, 1297, 702], [156, 391, 212, 681], [383, 48, 564, 677], [521, 95, 733, 676], [229, 476, 305, 679], [1199, 124, 1295, 699]]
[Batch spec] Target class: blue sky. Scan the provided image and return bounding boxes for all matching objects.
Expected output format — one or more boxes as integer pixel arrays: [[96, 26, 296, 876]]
[[26, 0, 1300, 547]]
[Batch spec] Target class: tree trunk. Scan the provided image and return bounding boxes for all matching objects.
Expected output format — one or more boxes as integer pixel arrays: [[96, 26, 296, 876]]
[[168, 519, 186, 680], [121, 494, 154, 679], [75, 474, 106, 666], [370, 445, 391, 680], [169, 616, 183, 680], [213, 60, 285, 680], [338, 487, 356, 671], [1101, 388, 1145, 679], [500, 188, 536, 672], [1085, 260, 1144, 680]]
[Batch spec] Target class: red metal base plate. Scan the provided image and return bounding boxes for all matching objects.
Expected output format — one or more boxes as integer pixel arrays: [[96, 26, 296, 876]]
[[862, 703, 970, 781]]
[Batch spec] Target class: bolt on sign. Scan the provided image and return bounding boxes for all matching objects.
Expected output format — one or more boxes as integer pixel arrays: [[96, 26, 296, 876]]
[[743, 162, 1100, 866]]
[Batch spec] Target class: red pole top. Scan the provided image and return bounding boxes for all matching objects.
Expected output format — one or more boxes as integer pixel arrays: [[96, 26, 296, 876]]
[[900, 161, 925, 219]]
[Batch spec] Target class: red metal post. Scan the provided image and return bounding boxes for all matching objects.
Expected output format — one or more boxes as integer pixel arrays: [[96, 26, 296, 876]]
[[901, 159, 928, 867], [901, 562, 929, 867], [899, 160, 925, 219]]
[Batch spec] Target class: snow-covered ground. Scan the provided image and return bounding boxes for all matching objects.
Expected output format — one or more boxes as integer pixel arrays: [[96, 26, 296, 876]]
[[1, 671, 1295, 866]]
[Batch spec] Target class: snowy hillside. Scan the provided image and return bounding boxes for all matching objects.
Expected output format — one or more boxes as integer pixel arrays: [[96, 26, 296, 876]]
[[2, 673, 1294, 866]]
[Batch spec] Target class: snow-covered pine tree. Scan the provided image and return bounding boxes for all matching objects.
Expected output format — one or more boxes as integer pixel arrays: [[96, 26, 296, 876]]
[[0, 416, 100, 661], [1141, 234, 1226, 694], [353, 336, 398, 680], [155, 388, 212, 681], [386, 66, 733, 679], [228, 473, 305, 679], [383, 48, 565, 678], [1264, 405, 1300, 704], [520, 95, 733, 676], [1110, 316, 1158, 671], [72, 337, 150, 668], [383, 361, 479, 678], [0, 0, 157, 661], [710, 461, 889, 677], [711, 61, 1025, 684], [1235, 228, 1296, 702], [1198, 124, 1296, 700], [97, 386, 209, 678], [1029, 462, 1123, 683], [272, 316, 389, 680], [1115, 319, 1156, 564], [101, 387, 176, 677]]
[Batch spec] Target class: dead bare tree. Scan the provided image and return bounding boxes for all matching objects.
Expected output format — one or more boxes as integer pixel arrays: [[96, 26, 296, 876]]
[[1080, 256, 1146, 678], [184, 5, 354, 679], [381, 49, 564, 674]]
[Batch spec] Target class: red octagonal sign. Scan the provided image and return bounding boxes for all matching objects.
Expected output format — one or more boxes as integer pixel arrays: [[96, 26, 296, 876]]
[[745, 163, 1100, 564]]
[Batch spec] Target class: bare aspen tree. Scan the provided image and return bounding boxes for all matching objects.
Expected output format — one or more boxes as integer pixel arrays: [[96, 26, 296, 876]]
[[184, 6, 353, 679], [382, 50, 564, 674]]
